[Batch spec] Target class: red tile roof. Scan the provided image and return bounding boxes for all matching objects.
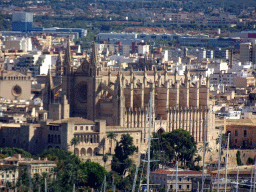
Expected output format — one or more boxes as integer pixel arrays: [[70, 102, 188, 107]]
[[152, 169, 202, 175]]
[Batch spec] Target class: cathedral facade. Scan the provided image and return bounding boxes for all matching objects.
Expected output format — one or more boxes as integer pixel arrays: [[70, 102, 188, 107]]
[[43, 42, 215, 154]]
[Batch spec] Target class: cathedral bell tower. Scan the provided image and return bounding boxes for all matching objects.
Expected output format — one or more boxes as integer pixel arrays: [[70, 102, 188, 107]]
[[62, 40, 73, 101], [68, 42, 100, 120]]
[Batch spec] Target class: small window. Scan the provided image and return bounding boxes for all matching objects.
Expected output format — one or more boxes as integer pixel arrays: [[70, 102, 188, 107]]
[[74, 126, 77, 130], [235, 130, 238, 136], [244, 130, 247, 137], [235, 139, 237, 143], [179, 185, 181, 189], [86, 126, 88, 130], [136, 139, 139, 144], [49, 126, 52, 130], [80, 126, 83, 130], [187, 185, 190, 189], [170, 185, 173, 189], [179, 177, 182, 181], [91, 126, 93, 131]]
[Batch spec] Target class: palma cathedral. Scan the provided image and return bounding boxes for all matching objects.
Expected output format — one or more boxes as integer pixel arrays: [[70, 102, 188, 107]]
[[43, 41, 216, 154]]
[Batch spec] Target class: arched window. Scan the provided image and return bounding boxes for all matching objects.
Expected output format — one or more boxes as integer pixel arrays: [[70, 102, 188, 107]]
[[48, 135, 51, 143], [244, 130, 247, 137]]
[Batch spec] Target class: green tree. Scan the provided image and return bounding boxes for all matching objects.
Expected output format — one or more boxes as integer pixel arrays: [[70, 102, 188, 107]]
[[71, 137, 79, 155], [103, 154, 108, 168], [162, 129, 197, 166], [40, 148, 82, 191], [236, 151, 243, 166], [80, 159, 107, 189], [194, 155, 202, 165], [150, 132, 169, 170], [0, 147, 35, 158], [247, 157, 254, 165], [107, 132, 117, 154], [111, 134, 137, 176]]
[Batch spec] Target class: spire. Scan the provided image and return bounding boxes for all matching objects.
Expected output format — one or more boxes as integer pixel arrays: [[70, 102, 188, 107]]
[[63, 39, 73, 67], [47, 67, 54, 90], [56, 51, 63, 66], [90, 42, 97, 66]]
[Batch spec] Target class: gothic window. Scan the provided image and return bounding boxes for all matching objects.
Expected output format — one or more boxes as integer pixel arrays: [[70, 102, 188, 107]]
[[50, 135, 53, 143], [76, 82, 88, 103], [12, 85, 22, 97]]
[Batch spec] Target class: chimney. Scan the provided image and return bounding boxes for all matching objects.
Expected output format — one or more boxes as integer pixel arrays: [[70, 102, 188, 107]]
[[44, 157, 48, 161]]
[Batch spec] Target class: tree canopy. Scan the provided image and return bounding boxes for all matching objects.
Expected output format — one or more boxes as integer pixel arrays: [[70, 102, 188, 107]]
[[80, 159, 107, 189], [111, 133, 137, 176], [0, 147, 35, 159], [162, 129, 197, 166]]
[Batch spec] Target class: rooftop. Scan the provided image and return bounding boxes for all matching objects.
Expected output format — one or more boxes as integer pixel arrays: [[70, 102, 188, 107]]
[[226, 118, 256, 126], [151, 169, 202, 175], [50, 117, 95, 125]]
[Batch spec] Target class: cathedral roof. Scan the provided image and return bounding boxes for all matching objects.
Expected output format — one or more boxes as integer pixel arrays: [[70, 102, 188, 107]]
[[1, 70, 29, 77], [99, 70, 173, 76], [50, 117, 95, 125]]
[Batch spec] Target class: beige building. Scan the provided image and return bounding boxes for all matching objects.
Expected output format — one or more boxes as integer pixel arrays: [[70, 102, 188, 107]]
[[150, 169, 204, 192], [0, 50, 32, 101], [18, 158, 56, 178], [0, 157, 19, 190], [42, 41, 215, 155], [233, 76, 255, 88], [226, 119, 256, 149]]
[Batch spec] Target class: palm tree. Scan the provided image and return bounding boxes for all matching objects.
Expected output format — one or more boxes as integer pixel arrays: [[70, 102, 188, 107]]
[[71, 137, 79, 155], [194, 155, 202, 166], [107, 132, 117, 154], [102, 154, 108, 168]]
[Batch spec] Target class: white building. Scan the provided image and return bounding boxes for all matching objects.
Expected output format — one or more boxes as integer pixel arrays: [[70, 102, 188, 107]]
[[4, 37, 32, 52], [138, 44, 150, 55], [208, 61, 229, 73]]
